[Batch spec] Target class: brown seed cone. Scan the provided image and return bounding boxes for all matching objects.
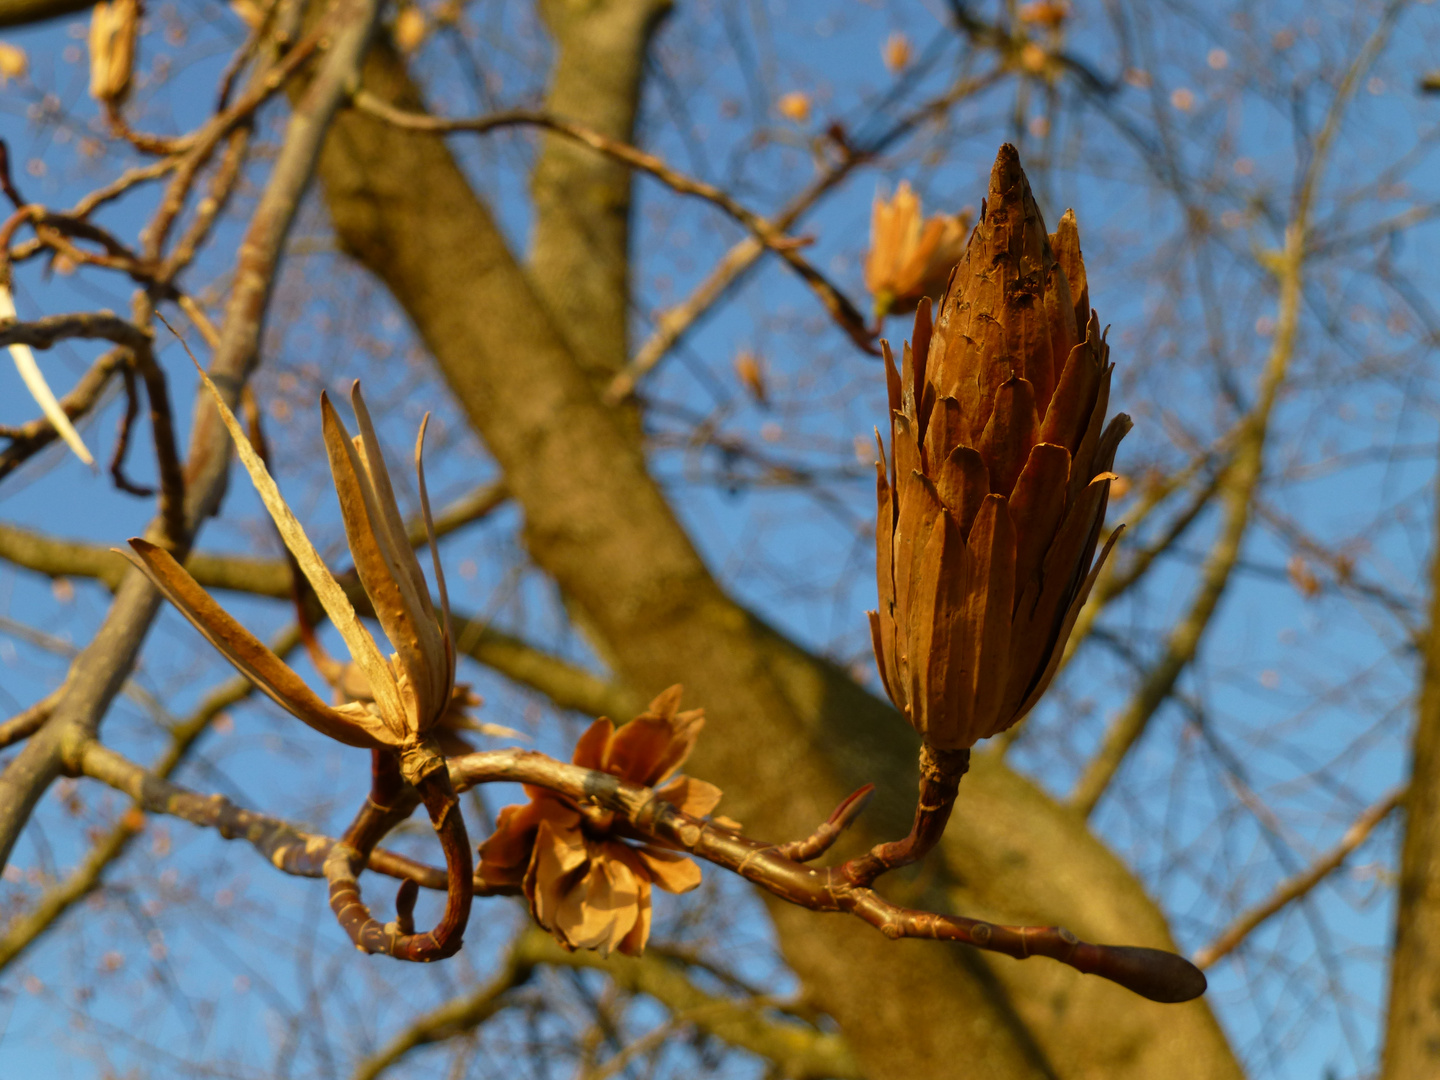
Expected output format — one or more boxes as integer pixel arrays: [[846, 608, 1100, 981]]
[[869, 144, 1131, 750]]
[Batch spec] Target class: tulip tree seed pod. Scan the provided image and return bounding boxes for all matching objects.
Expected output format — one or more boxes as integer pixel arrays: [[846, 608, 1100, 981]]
[[869, 144, 1130, 751]]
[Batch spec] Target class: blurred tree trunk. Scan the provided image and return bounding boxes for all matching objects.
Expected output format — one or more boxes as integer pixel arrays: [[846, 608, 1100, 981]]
[[312, 17, 1244, 1079], [1380, 449, 1440, 1080]]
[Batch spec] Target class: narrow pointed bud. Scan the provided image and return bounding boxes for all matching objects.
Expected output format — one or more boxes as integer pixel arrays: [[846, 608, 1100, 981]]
[[870, 144, 1129, 750]]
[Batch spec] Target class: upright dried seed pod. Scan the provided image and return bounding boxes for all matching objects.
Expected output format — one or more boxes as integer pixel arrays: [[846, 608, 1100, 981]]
[[869, 144, 1130, 751]]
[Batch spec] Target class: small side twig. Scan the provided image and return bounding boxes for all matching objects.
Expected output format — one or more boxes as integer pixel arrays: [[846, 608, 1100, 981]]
[[108, 364, 154, 497], [839, 745, 969, 887], [0, 688, 63, 750], [351, 91, 877, 358], [1194, 787, 1403, 969]]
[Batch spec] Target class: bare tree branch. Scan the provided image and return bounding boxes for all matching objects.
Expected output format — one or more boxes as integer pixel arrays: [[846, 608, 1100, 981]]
[[1197, 787, 1402, 970], [0, 0, 384, 871], [1066, 8, 1401, 816]]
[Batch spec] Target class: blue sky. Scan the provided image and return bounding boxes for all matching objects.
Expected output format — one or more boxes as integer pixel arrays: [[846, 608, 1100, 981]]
[[1, 1, 1439, 1077]]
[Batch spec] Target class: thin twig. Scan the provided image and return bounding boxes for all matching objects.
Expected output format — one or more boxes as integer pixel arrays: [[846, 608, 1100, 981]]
[[0, 688, 63, 750], [351, 91, 877, 357], [1195, 787, 1403, 969]]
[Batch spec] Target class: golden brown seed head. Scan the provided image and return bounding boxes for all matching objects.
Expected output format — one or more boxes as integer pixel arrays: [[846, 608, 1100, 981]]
[[869, 144, 1130, 750]]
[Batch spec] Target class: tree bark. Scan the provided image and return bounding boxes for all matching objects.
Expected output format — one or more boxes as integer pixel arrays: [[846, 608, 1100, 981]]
[[311, 31, 1244, 1080], [1381, 450, 1440, 1079], [528, 0, 671, 387]]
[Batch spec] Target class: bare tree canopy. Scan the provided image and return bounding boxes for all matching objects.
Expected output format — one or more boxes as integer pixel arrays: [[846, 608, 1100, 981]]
[[0, 1, 1437, 1078]]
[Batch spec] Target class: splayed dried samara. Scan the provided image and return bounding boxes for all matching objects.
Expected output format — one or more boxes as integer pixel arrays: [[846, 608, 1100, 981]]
[[119, 374, 457, 781], [870, 144, 1130, 751]]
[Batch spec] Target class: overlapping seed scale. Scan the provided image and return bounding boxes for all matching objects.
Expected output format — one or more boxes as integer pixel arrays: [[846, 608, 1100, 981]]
[[906, 510, 969, 747]]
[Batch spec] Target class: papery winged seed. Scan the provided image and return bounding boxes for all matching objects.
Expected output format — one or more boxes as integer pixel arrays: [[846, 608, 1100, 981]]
[[920, 511, 971, 748], [912, 296, 934, 386], [894, 469, 944, 635], [936, 444, 990, 540], [349, 387, 451, 714], [891, 413, 921, 511], [875, 458, 896, 606], [1009, 470, 1114, 695], [977, 377, 1040, 499], [1015, 525, 1124, 719], [923, 397, 962, 478], [1037, 260, 1077, 415], [320, 396, 438, 736], [350, 386, 437, 623], [906, 512, 948, 742], [1, 286, 94, 467], [965, 495, 1016, 740], [874, 456, 904, 709], [121, 541, 381, 748], [1039, 315, 1103, 454], [414, 415, 455, 675], [901, 340, 917, 423], [1008, 443, 1072, 595], [882, 342, 903, 456], [867, 611, 898, 708], [1066, 361, 1114, 510], [1050, 209, 1090, 334], [194, 364, 403, 726]]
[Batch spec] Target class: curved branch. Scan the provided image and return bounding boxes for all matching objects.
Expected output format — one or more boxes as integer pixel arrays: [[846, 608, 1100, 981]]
[[0, 519, 631, 719], [1197, 787, 1402, 970], [350, 91, 877, 357], [445, 749, 1207, 1004], [325, 752, 473, 961]]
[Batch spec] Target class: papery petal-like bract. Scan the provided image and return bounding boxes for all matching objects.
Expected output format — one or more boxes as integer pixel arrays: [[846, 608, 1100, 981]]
[[120, 378, 456, 758], [478, 686, 714, 956]]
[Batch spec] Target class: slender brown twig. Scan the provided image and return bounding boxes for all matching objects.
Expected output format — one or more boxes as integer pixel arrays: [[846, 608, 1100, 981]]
[[838, 745, 968, 887], [325, 749, 474, 961], [350, 91, 878, 357], [1195, 787, 1403, 969]]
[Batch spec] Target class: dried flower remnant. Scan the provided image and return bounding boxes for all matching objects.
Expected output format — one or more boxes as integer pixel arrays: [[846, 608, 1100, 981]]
[[479, 686, 720, 956], [120, 375, 458, 774], [0, 42, 28, 84], [865, 182, 972, 319], [88, 0, 140, 106], [119, 372, 475, 959], [393, 6, 428, 53], [1018, 1, 1070, 28], [776, 91, 811, 124], [882, 32, 911, 72], [734, 350, 767, 405], [869, 144, 1130, 752]]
